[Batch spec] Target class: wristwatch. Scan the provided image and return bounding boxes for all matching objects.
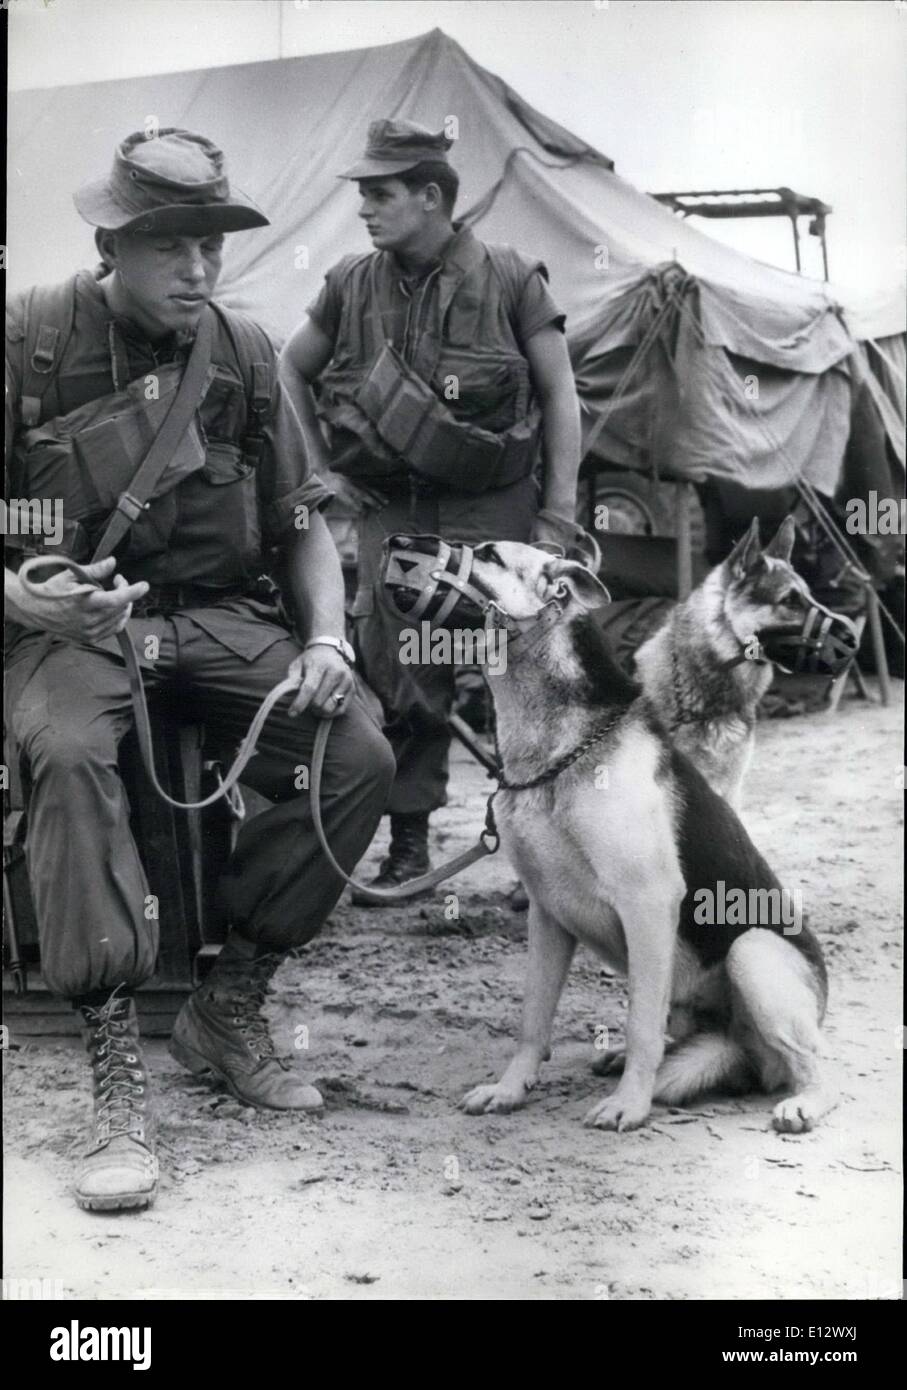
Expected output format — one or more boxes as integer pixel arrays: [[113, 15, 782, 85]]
[[304, 635, 356, 667]]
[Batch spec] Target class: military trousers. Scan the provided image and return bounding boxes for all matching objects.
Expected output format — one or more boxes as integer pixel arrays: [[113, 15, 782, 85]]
[[351, 477, 538, 816], [5, 599, 396, 999]]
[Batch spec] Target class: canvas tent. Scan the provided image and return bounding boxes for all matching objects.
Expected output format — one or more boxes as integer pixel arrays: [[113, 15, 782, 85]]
[[8, 27, 905, 502]]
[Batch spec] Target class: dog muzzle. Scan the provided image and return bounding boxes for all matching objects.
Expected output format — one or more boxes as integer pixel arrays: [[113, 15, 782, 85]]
[[380, 534, 489, 626], [379, 533, 587, 644], [755, 601, 860, 677]]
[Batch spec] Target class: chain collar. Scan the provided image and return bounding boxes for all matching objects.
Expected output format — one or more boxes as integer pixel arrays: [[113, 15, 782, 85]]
[[493, 708, 626, 792]]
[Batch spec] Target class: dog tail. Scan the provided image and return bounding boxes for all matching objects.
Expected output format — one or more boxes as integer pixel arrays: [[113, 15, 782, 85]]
[[653, 1032, 752, 1105]]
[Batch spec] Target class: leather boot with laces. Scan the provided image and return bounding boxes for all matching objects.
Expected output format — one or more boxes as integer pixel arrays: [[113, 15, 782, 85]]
[[169, 932, 323, 1111], [351, 812, 433, 905], [75, 987, 158, 1212]]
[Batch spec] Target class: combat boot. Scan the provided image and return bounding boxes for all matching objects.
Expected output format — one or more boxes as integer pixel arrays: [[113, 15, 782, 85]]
[[351, 811, 433, 905], [74, 987, 158, 1212], [169, 932, 323, 1111]]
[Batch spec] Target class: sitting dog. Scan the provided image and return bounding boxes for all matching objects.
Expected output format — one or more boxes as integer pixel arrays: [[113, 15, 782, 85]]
[[396, 540, 834, 1133], [635, 516, 800, 808]]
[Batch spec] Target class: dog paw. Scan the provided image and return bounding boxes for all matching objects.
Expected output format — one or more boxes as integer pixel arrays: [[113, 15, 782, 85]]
[[590, 1046, 625, 1077], [461, 1082, 527, 1115], [583, 1091, 650, 1132], [772, 1095, 819, 1134]]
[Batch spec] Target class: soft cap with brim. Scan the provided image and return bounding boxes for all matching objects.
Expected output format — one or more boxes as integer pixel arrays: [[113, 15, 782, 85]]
[[339, 117, 454, 180], [74, 128, 269, 233]]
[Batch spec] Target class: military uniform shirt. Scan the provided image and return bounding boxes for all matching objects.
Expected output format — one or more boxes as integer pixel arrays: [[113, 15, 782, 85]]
[[5, 269, 332, 585], [307, 233, 565, 359]]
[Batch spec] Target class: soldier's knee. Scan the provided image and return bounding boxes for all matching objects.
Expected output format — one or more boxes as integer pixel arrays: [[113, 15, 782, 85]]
[[336, 702, 396, 797], [357, 711, 397, 794], [28, 725, 116, 781], [373, 725, 397, 794]]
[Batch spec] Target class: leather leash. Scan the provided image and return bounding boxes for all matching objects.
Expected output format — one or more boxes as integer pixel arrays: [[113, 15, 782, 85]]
[[18, 555, 305, 811], [16, 556, 502, 897], [310, 720, 500, 903]]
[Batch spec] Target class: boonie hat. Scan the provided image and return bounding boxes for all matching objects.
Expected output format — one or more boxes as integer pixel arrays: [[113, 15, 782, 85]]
[[74, 128, 269, 234]]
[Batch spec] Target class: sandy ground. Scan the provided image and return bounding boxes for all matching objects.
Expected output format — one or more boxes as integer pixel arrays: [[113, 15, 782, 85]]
[[3, 684, 902, 1302]]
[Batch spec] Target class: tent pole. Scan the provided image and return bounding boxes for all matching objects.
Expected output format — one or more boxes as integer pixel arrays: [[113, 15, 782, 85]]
[[790, 215, 801, 272], [675, 481, 693, 600], [865, 586, 892, 706]]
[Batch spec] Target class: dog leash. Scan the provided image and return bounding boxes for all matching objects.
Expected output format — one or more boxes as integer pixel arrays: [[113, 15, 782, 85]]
[[19, 558, 623, 903], [309, 719, 501, 904], [17, 555, 503, 897], [17, 555, 306, 812], [309, 709, 628, 903]]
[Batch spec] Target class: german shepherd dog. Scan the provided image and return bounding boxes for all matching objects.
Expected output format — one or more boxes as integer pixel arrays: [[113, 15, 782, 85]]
[[435, 541, 833, 1133], [634, 516, 800, 808]]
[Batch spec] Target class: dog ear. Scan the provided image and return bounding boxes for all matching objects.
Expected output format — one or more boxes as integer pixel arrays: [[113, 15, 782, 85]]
[[727, 517, 762, 577], [763, 515, 796, 562], [552, 561, 611, 610]]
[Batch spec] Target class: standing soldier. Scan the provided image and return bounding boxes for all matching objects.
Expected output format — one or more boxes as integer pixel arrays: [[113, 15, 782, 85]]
[[4, 129, 395, 1211], [280, 119, 583, 897]]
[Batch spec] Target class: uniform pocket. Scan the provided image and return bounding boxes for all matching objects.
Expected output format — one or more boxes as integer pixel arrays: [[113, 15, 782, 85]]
[[182, 598, 289, 662], [434, 346, 529, 428], [201, 441, 254, 485], [193, 441, 260, 567]]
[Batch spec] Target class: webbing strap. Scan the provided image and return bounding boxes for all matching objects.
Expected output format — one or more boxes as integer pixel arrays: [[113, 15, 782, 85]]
[[92, 309, 215, 563], [20, 327, 61, 428], [251, 362, 270, 411], [18, 276, 80, 427], [32, 324, 60, 372]]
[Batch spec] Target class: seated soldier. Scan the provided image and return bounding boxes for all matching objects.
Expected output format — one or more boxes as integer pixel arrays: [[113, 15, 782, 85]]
[[4, 129, 395, 1213]]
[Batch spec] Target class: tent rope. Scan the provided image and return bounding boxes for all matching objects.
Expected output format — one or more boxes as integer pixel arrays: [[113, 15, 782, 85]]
[[578, 287, 680, 462]]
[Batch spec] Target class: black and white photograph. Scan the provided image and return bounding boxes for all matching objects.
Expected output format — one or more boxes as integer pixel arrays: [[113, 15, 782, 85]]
[[2, 0, 904, 1324]]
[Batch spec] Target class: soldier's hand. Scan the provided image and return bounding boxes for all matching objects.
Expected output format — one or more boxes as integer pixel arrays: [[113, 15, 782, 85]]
[[288, 645, 355, 720], [530, 508, 602, 572], [7, 557, 148, 644]]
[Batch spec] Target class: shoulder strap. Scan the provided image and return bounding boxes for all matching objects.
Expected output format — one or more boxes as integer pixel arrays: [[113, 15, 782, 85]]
[[19, 275, 79, 427], [91, 308, 216, 563], [210, 303, 273, 454]]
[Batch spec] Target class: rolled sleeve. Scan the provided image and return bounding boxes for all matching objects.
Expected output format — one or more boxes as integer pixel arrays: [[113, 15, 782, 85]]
[[259, 373, 334, 544], [305, 271, 343, 344], [517, 266, 567, 343]]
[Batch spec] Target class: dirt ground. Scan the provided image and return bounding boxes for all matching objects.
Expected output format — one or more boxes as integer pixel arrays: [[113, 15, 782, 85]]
[[3, 684, 902, 1302]]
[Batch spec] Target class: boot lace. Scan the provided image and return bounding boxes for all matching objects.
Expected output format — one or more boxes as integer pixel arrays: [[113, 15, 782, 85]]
[[83, 987, 148, 1144], [227, 953, 288, 1066]]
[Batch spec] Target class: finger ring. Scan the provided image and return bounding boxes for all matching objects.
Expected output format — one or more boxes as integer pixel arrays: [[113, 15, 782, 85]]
[[333, 692, 345, 704]]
